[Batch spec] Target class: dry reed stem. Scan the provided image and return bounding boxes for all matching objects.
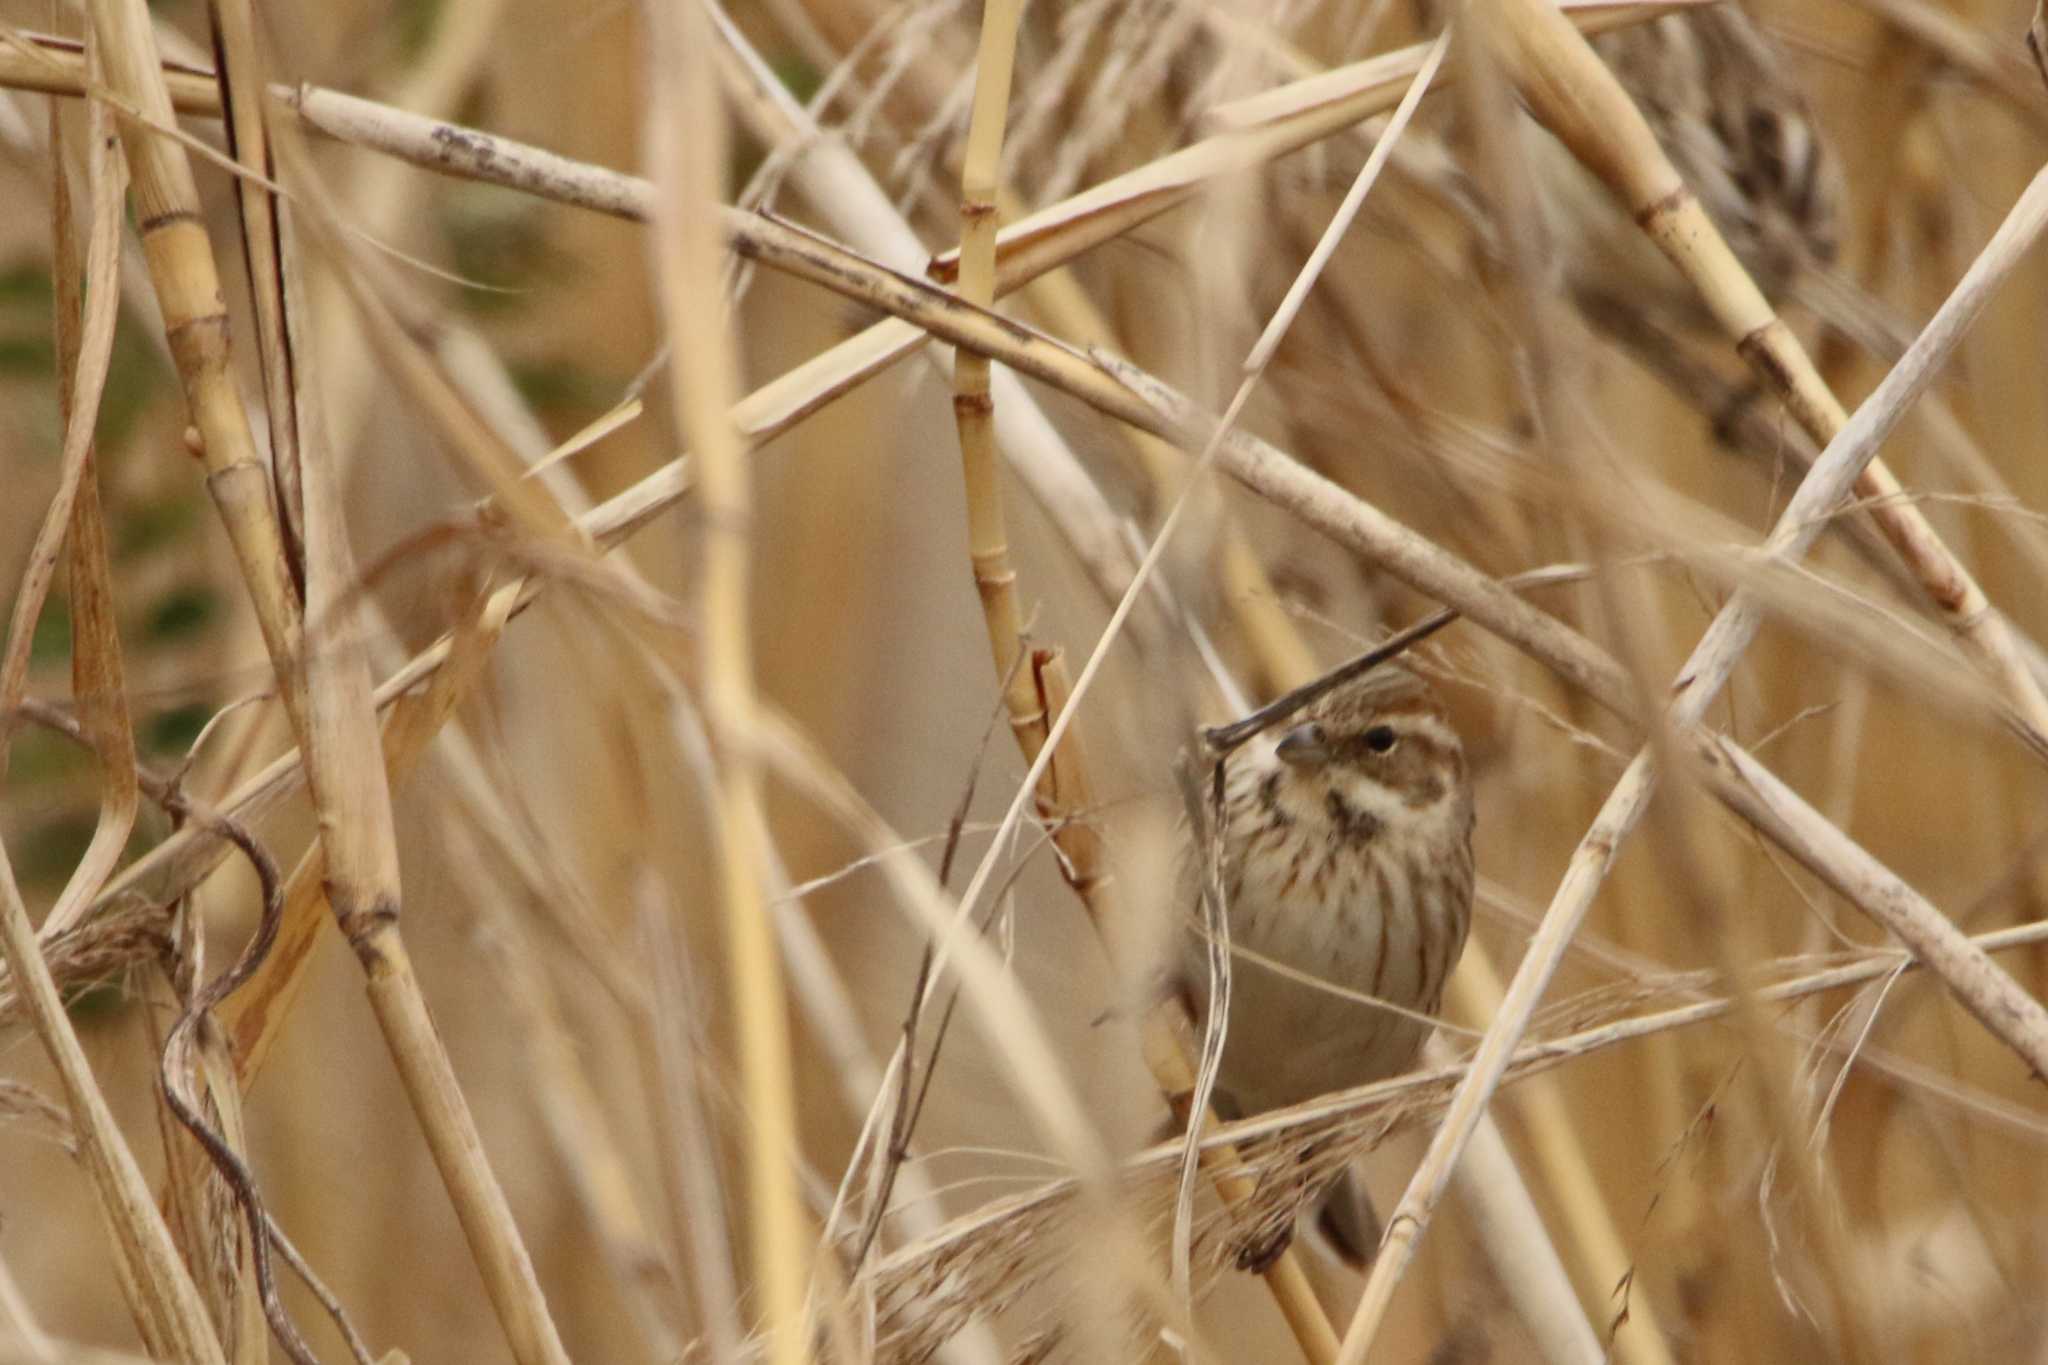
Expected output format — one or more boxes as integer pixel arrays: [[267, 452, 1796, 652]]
[[292, 135, 577, 1365], [646, 4, 807, 1361], [208, 0, 302, 574], [84, 0, 302, 707], [952, 0, 1034, 717], [0, 846, 225, 1364], [1487, 0, 2048, 740]]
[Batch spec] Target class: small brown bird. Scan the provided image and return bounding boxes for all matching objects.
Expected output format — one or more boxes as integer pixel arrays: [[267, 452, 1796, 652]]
[[1183, 665, 1475, 1261]]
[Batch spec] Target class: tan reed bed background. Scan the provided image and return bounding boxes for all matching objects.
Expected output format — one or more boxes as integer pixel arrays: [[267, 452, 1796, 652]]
[[2, 0, 2047, 1361]]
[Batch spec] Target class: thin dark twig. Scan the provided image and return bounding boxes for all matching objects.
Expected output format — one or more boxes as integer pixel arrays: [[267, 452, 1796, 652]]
[[847, 646, 1025, 1276], [262, 1209, 379, 1365], [153, 799, 318, 1365], [898, 822, 1059, 1143], [1203, 610, 1460, 755], [1167, 743, 1234, 1289], [12, 697, 367, 1365], [1201, 561, 1598, 755]]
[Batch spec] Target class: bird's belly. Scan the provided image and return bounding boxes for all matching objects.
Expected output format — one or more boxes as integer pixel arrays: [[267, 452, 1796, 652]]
[[1194, 871, 1436, 1116]]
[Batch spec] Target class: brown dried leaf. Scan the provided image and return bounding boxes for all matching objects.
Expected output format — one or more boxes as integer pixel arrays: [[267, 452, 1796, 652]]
[[38, 65, 138, 941]]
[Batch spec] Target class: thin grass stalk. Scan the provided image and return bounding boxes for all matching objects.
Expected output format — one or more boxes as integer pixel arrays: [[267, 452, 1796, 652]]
[[0, 845, 226, 1365], [645, 4, 807, 1362], [1484, 0, 2048, 738], [208, 0, 302, 574]]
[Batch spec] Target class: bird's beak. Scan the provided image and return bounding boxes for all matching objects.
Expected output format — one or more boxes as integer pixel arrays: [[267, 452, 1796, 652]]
[[1275, 721, 1329, 766]]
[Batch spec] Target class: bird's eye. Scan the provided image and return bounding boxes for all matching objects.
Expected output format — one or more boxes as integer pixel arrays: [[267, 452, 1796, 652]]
[[1363, 725, 1399, 754]]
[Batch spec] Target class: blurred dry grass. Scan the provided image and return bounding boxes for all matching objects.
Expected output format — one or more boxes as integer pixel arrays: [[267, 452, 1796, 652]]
[[2, 0, 2048, 1362]]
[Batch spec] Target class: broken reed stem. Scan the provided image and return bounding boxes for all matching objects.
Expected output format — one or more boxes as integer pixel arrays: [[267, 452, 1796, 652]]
[[947, 7, 1336, 1356], [0, 845, 226, 1365], [646, 4, 808, 1363], [82, 4, 570, 1362], [1485, 0, 2048, 738]]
